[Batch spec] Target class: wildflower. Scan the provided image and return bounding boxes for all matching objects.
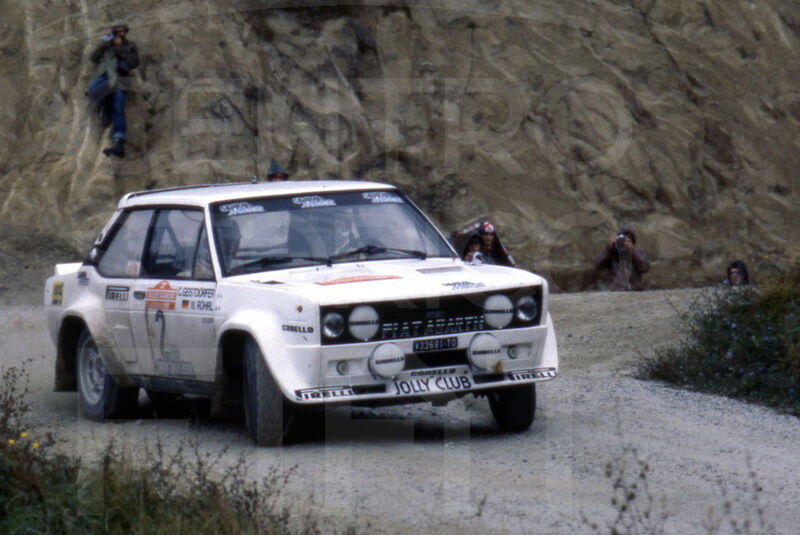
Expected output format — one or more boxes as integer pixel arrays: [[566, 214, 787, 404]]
[[20, 432, 27, 438], [33, 442, 39, 449], [8, 439, 14, 446]]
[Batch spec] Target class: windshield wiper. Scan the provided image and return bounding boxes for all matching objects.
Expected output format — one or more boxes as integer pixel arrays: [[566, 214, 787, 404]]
[[327, 244, 427, 265], [229, 254, 328, 275]]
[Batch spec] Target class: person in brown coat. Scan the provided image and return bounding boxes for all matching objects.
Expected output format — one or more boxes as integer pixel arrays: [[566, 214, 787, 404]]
[[594, 223, 650, 291]]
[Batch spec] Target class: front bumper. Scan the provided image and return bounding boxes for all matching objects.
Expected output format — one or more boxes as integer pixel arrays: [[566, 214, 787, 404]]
[[292, 322, 557, 404]]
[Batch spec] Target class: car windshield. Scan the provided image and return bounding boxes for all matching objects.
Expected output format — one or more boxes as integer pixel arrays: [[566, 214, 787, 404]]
[[210, 190, 455, 276]]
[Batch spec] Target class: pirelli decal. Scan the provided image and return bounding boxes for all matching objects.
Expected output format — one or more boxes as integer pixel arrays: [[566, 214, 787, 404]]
[[509, 368, 557, 381], [105, 285, 129, 302], [295, 386, 354, 401]]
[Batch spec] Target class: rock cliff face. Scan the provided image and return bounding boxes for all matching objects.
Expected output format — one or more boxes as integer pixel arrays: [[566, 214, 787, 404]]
[[1, 0, 799, 300]]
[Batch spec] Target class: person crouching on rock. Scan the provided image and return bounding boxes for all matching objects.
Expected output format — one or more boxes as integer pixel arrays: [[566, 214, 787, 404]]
[[87, 22, 139, 158], [594, 222, 650, 291]]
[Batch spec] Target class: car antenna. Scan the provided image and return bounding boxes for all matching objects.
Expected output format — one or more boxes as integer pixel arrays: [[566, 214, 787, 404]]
[[251, 174, 258, 184]]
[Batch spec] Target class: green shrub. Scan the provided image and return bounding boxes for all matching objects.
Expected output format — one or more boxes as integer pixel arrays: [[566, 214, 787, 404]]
[[640, 260, 800, 415], [0, 364, 329, 534]]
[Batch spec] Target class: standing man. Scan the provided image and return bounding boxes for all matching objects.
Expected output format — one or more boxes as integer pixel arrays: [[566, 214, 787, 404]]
[[594, 222, 650, 291], [88, 22, 139, 158]]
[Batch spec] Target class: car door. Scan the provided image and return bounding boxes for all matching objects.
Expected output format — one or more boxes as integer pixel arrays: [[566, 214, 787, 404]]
[[129, 208, 217, 384], [94, 208, 156, 373]]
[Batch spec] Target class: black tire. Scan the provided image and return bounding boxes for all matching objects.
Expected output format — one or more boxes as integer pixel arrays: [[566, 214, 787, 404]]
[[242, 338, 292, 446], [487, 383, 536, 432], [76, 328, 139, 419]]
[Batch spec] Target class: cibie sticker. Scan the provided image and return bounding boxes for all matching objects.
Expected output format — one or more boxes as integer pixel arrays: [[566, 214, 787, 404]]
[[362, 191, 403, 204], [292, 195, 336, 209], [219, 202, 265, 216]]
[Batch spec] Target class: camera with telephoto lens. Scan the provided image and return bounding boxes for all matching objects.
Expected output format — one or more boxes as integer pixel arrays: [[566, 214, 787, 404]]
[[615, 233, 627, 250]]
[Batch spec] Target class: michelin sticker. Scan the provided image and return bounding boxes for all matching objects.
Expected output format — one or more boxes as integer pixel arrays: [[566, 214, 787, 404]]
[[220, 202, 265, 216], [362, 191, 403, 204], [292, 195, 336, 209]]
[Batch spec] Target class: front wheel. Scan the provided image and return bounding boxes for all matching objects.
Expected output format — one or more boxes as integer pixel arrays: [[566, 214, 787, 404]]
[[487, 383, 536, 432], [242, 338, 293, 446], [76, 328, 139, 419]]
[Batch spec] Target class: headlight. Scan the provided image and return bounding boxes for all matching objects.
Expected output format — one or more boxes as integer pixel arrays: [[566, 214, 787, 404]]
[[483, 294, 513, 329], [348, 305, 380, 340], [322, 312, 345, 339], [515, 295, 538, 323]]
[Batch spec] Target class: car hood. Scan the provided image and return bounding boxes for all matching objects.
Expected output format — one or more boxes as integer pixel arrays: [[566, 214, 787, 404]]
[[223, 258, 545, 306]]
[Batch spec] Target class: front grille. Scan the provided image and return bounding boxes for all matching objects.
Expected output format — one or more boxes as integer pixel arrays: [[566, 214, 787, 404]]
[[321, 287, 542, 345]]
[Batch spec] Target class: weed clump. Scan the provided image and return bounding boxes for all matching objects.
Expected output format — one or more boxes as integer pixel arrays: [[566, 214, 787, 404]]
[[640, 260, 800, 415], [0, 364, 320, 534]]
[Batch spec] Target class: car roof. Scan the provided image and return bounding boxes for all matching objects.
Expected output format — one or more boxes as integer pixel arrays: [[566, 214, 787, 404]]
[[118, 180, 397, 209]]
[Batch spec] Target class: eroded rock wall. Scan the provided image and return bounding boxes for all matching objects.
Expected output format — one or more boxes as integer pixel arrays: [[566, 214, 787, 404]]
[[1, 0, 799, 300]]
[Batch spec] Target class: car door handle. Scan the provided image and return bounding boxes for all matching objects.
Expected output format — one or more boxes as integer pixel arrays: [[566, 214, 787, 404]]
[[133, 291, 146, 300]]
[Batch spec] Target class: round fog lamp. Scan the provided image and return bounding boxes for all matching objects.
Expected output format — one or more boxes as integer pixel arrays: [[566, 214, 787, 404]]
[[468, 333, 503, 370], [348, 305, 380, 340], [484, 294, 513, 329], [322, 312, 345, 339], [370, 343, 405, 378], [515, 295, 538, 323]]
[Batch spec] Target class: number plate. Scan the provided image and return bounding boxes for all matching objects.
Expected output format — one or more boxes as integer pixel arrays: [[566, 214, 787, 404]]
[[413, 336, 458, 353]]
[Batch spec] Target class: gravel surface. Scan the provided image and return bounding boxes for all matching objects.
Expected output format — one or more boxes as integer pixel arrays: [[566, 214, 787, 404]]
[[2, 288, 799, 533]]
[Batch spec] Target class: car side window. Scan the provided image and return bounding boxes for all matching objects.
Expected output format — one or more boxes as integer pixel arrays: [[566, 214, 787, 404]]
[[143, 209, 206, 280], [96, 209, 155, 278], [193, 226, 215, 281]]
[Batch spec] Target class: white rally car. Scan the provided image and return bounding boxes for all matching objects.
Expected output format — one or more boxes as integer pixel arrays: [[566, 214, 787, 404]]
[[44, 181, 558, 445]]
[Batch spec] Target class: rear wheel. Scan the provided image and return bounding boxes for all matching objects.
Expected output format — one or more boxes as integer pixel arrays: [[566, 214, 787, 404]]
[[487, 383, 536, 432], [76, 328, 139, 419], [242, 338, 293, 446]]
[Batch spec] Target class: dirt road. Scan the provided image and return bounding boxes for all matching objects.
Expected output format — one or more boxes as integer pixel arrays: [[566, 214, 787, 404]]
[[3, 289, 799, 533]]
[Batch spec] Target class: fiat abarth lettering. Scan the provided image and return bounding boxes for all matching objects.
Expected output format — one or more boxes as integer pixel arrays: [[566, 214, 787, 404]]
[[44, 181, 558, 446]]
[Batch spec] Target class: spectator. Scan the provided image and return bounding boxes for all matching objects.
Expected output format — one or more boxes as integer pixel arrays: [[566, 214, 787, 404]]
[[726, 260, 750, 286], [477, 221, 516, 267], [88, 22, 139, 158], [267, 160, 289, 181], [594, 222, 650, 291], [462, 233, 483, 263]]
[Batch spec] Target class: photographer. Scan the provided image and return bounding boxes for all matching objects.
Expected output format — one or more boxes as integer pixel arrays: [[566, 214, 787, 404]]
[[87, 22, 139, 158], [594, 223, 650, 291]]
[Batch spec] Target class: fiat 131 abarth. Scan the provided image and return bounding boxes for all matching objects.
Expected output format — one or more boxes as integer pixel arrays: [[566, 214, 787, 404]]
[[45, 181, 558, 445]]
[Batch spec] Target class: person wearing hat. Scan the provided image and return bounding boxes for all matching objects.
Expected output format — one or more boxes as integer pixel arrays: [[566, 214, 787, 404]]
[[87, 22, 139, 158], [267, 160, 289, 181], [594, 222, 650, 291], [477, 221, 516, 266]]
